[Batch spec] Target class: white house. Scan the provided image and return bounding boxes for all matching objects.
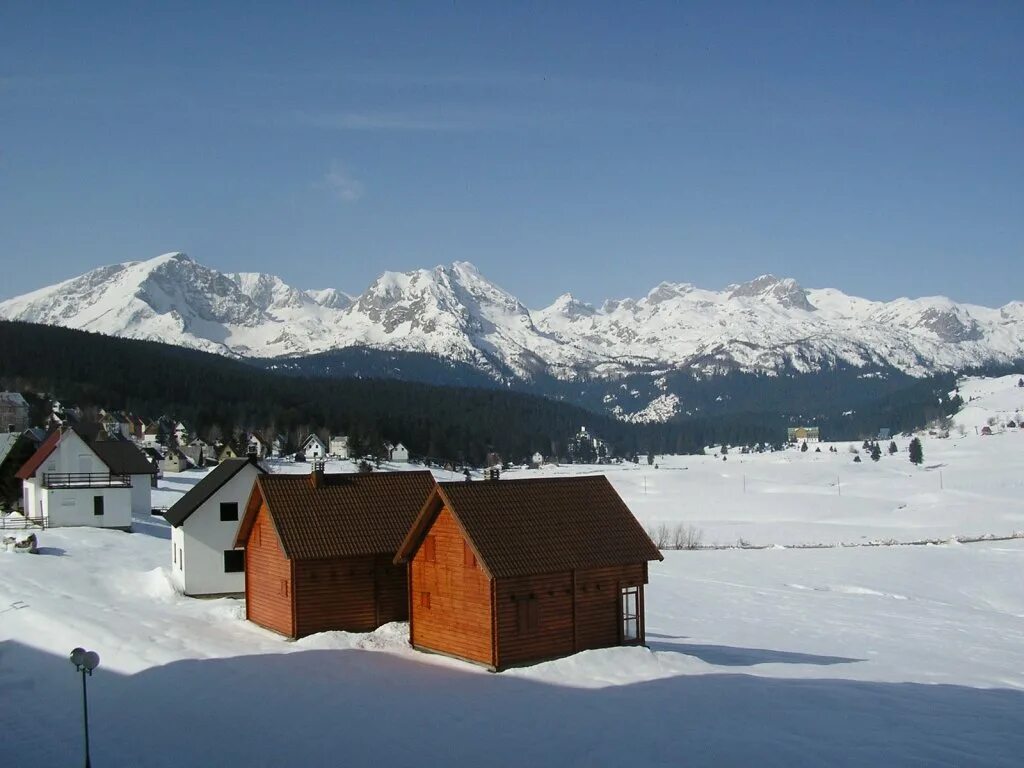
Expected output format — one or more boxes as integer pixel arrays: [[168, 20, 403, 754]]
[[160, 448, 191, 474], [165, 457, 265, 597], [247, 433, 268, 459], [300, 434, 327, 460], [389, 442, 409, 463], [329, 435, 349, 459], [17, 428, 156, 529], [142, 423, 162, 448], [531, 451, 544, 466]]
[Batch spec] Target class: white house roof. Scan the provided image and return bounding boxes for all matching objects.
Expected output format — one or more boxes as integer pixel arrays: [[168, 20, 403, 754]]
[[0, 432, 20, 468], [165, 457, 264, 527]]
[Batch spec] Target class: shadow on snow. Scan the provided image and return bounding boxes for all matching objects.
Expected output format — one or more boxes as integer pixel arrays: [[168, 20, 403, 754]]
[[3, 640, 1022, 768]]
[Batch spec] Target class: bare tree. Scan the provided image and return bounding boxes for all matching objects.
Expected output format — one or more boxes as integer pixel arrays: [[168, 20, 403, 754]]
[[672, 523, 704, 550], [647, 523, 671, 549]]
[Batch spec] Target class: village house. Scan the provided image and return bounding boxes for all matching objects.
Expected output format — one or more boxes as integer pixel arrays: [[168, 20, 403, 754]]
[[217, 443, 239, 463], [531, 451, 545, 467], [787, 426, 821, 444], [271, 434, 286, 458], [329, 435, 349, 459], [165, 457, 265, 597], [16, 428, 156, 529], [141, 422, 163, 448], [182, 439, 211, 468], [160, 448, 192, 474], [300, 434, 327, 460], [247, 432, 269, 459], [388, 442, 410, 463], [394, 475, 663, 671], [0, 392, 30, 432], [234, 467, 436, 639]]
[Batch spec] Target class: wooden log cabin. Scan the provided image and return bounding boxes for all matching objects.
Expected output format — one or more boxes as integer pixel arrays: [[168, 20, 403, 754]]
[[234, 467, 436, 639], [394, 475, 663, 671]]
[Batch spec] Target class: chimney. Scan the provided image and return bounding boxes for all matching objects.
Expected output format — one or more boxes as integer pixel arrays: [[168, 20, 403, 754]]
[[309, 459, 325, 489]]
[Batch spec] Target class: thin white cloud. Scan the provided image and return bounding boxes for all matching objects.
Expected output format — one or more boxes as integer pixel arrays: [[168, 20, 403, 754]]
[[321, 161, 364, 202], [295, 110, 477, 133]]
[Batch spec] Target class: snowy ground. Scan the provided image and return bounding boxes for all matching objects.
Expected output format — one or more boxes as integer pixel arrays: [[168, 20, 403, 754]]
[[2, 374, 1023, 766]]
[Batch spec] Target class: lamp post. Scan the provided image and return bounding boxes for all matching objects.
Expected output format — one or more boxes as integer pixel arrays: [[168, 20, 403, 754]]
[[70, 647, 100, 768]]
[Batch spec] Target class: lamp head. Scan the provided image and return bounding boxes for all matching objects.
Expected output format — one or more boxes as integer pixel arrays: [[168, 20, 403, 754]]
[[83, 651, 100, 671], [70, 647, 86, 667]]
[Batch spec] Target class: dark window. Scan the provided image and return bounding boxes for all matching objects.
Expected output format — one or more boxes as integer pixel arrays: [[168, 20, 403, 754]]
[[621, 586, 640, 643], [423, 535, 436, 563], [93, 496, 104, 516], [463, 541, 477, 568], [219, 502, 239, 522], [420, 591, 431, 609], [223, 550, 245, 573], [516, 596, 539, 634]]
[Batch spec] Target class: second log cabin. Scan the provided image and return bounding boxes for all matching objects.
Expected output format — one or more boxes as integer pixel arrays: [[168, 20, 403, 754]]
[[394, 475, 663, 671]]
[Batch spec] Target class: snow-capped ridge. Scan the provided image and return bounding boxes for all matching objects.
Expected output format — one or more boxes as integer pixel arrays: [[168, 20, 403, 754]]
[[2, 254, 1022, 419]]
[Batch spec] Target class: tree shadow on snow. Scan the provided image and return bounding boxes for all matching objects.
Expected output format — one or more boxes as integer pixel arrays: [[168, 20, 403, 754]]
[[3, 640, 1022, 768], [650, 641, 864, 666]]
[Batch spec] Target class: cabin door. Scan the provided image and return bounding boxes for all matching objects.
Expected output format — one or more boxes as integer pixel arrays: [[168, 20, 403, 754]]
[[620, 586, 640, 644]]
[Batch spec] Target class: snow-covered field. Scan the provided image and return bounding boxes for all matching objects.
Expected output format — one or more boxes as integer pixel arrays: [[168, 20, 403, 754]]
[[2, 375, 1024, 766]]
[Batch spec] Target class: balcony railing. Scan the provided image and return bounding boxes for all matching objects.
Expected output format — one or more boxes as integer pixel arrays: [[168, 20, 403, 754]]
[[42, 473, 132, 489]]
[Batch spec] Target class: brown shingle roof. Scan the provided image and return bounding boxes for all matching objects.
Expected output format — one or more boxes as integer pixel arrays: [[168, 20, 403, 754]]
[[242, 470, 436, 560], [396, 475, 662, 578]]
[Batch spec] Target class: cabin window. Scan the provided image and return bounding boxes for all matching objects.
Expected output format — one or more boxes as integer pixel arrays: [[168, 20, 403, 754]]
[[621, 586, 640, 643], [93, 496, 104, 516], [463, 541, 477, 568], [516, 595, 539, 635], [420, 591, 431, 609], [220, 502, 239, 522], [223, 550, 245, 573], [423, 535, 436, 563]]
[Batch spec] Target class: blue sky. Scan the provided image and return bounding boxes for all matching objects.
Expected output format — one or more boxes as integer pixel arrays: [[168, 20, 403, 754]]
[[1, 2, 1021, 307]]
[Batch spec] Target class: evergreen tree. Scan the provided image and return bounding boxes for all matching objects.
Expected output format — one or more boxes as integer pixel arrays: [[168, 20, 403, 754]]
[[801, 441, 809, 453], [647, 451, 655, 465], [870, 443, 881, 462], [888, 440, 898, 455], [909, 437, 924, 465], [853, 454, 862, 463]]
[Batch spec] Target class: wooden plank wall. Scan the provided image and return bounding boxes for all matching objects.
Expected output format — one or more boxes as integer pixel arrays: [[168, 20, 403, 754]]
[[409, 506, 494, 666], [574, 563, 647, 651], [294, 555, 377, 637], [245, 503, 294, 637], [494, 572, 574, 667]]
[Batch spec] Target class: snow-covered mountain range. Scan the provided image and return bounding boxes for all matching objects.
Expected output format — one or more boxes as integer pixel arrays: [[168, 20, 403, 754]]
[[2, 252, 1022, 420]]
